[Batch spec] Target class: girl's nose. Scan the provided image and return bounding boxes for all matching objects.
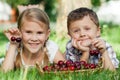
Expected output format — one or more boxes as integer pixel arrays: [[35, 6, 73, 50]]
[[31, 34, 38, 41]]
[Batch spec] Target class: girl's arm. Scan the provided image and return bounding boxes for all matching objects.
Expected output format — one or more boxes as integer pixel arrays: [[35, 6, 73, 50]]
[[2, 28, 21, 72], [2, 43, 18, 72]]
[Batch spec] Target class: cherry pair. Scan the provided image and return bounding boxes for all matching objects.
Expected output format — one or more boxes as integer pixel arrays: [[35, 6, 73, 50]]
[[11, 36, 21, 43], [89, 50, 99, 56]]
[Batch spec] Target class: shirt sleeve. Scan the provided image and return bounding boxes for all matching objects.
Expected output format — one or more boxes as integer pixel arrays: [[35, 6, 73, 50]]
[[106, 42, 119, 68], [46, 40, 58, 63]]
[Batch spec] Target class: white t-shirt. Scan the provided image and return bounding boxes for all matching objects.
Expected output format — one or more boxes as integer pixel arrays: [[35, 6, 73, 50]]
[[6, 40, 58, 66], [46, 40, 58, 63]]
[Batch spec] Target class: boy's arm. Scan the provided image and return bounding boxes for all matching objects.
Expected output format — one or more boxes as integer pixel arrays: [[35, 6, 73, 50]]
[[102, 50, 116, 71], [80, 51, 89, 63], [92, 38, 116, 71]]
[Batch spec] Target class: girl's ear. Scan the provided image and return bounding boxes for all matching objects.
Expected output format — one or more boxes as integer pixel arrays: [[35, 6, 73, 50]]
[[96, 26, 101, 37], [46, 29, 50, 39]]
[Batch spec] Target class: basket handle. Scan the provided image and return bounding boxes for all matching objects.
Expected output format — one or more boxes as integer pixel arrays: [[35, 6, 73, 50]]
[[35, 62, 44, 73]]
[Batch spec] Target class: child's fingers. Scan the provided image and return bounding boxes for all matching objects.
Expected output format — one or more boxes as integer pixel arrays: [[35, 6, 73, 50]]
[[92, 38, 106, 52], [71, 39, 78, 48], [8, 28, 20, 35]]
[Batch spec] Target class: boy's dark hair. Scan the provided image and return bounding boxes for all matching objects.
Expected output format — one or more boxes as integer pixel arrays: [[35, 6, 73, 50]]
[[67, 7, 99, 30]]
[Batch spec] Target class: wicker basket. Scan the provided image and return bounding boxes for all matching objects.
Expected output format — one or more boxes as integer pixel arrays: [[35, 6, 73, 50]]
[[36, 57, 104, 74]]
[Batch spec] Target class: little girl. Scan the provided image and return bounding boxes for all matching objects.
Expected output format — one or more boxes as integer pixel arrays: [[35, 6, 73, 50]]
[[2, 8, 65, 72]]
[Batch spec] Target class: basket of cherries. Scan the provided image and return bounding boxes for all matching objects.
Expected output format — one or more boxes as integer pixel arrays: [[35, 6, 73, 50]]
[[36, 49, 103, 73]]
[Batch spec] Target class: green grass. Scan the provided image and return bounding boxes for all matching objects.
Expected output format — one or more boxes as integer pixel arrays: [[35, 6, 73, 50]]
[[0, 67, 120, 80], [0, 24, 120, 80]]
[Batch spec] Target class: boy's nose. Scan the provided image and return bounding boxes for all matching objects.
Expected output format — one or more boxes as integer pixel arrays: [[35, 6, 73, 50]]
[[79, 30, 86, 37]]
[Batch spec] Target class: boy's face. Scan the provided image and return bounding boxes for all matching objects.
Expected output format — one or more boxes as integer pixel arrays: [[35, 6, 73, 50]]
[[68, 15, 100, 46]]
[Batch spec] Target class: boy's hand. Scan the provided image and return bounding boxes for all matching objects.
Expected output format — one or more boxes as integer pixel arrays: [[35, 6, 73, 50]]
[[92, 38, 106, 54], [71, 38, 90, 52]]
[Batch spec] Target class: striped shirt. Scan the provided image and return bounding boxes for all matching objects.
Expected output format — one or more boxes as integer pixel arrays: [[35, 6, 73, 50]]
[[65, 40, 119, 68]]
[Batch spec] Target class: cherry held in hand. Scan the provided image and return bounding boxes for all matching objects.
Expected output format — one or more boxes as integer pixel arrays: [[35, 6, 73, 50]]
[[16, 37, 22, 42], [11, 36, 16, 41], [90, 50, 99, 56], [11, 36, 21, 43]]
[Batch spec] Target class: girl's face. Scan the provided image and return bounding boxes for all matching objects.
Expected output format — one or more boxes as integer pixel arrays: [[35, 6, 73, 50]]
[[20, 21, 50, 54], [68, 15, 100, 46]]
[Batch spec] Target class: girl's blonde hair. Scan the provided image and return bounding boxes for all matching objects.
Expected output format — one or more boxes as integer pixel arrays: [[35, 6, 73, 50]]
[[15, 8, 50, 68], [17, 8, 50, 29]]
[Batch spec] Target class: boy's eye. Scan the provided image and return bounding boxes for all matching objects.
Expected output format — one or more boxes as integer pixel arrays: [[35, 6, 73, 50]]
[[73, 29, 80, 33], [85, 27, 90, 30], [37, 31, 43, 34]]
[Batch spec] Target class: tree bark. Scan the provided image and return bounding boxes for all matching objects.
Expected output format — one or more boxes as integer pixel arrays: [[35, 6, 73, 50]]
[[56, 0, 92, 39]]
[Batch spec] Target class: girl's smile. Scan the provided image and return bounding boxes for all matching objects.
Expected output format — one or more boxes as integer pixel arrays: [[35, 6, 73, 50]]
[[21, 21, 50, 54]]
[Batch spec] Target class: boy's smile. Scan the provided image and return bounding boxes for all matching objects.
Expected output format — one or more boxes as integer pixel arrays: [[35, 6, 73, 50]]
[[68, 15, 100, 47]]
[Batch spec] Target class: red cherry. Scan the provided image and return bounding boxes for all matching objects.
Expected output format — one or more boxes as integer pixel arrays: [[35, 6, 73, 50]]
[[94, 50, 99, 55], [75, 65, 81, 70], [89, 64, 96, 69], [11, 36, 16, 41], [43, 66, 49, 71], [57, 60, 64, 66], [66, 60, 73, 67], [90, 50, 95, 56], [68, 66, 75, 71], [90, 50, 99, 56], [84, 63, 90, 69], [16, 37, 21, 42], [74, 61, 80, 67], [80, 60, 86, 66]]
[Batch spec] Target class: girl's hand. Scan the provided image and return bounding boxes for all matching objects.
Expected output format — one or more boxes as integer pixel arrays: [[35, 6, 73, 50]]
[[4, 27, 21, 44], [92, 38, 106, 54], [71, 38, 90, 52]]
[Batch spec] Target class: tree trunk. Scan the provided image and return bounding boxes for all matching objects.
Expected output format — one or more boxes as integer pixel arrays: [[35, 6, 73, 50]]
[[56, 0, 92, 39]]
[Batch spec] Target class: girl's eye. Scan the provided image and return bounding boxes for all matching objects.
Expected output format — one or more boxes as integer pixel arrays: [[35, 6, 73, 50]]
[[26, 31, 31, 33], [37, 31, 43, 34]]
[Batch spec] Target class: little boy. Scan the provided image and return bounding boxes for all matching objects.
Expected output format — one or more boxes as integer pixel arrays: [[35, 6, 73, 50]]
[[65, 7, 119, 71]]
